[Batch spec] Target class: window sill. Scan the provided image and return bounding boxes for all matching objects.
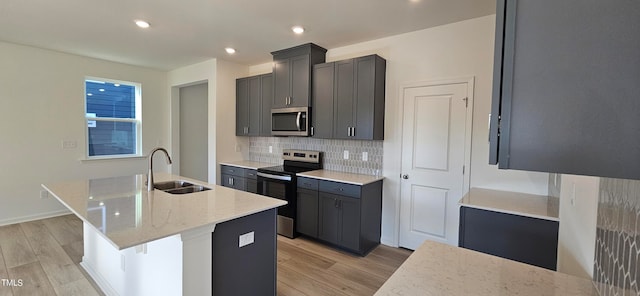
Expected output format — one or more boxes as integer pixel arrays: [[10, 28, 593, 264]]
[[81, 155, 146, 162]]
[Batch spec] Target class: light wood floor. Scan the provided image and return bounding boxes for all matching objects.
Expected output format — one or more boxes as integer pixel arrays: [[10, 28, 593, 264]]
[[0, 215, 411, 296]]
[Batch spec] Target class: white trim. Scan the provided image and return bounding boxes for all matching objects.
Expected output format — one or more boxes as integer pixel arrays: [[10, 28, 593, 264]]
[[79, 260, 118, 296], [0, 209, 71, 227], [396, 76, 475, 248]]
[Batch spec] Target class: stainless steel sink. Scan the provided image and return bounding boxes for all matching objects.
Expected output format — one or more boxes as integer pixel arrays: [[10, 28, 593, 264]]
[[153, 180, 211, 195], [163, 185, 211, 195], [154, 180, 193, 190]]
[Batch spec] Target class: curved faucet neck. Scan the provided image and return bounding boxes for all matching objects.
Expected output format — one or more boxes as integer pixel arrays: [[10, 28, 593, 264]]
[[147, 147, 173, 191]]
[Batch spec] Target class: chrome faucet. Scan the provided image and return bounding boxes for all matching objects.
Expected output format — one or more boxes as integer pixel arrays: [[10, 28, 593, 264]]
[[147, 147, 173, 191]]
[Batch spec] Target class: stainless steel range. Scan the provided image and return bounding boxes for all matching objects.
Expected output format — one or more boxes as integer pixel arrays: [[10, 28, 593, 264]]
[[257, 149, 322, 238]]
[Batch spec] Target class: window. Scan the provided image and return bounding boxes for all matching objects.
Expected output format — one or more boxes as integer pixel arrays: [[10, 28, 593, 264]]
[[85, 78, 142, 158]]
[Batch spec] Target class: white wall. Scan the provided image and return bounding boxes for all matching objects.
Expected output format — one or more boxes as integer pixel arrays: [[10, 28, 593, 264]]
[[0, 41, 169, 225], [557, 174, 599, 278], [168, 59, 248, 185]]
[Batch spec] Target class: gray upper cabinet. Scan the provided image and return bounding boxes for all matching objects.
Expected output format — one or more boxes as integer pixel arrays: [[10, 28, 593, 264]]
[[260, 74, 273, 136], [271, 43, 327, 109], [236, 73, 272, 137], [329, 55, 386, 140], [490, 0, 640, 179], [311, 62, 335, 138]]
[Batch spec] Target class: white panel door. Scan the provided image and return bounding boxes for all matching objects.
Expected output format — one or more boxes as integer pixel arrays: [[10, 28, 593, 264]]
[[399, 81, 470, 249]]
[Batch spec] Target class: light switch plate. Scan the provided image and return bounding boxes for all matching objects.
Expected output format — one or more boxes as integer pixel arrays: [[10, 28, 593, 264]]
[[40, 190, 49, 199], [362, 151, 368, 161], [62, 140, 77, 149], [239, 231, 255, 248], [343, 150, 349, 160]]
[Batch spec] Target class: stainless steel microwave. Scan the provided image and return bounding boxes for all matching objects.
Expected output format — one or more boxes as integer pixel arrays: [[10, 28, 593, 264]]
[[271, 107, 309, 136]]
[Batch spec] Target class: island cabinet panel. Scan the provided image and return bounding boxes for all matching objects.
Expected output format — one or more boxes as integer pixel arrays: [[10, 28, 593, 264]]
[[271, 43, 327, 109], [490, 0, 640, 179], [312, 179, 382, 255], [458, 206, 559, 270], [236, 73, 272, 137], [220, 165, 257, 192], [212, 208, 277, 296]]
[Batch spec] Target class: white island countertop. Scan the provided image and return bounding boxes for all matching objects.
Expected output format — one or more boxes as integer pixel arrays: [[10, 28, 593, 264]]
[[375, 240, 597, 296], [219, 160, 275, 170], [42, 173, 286, 250]]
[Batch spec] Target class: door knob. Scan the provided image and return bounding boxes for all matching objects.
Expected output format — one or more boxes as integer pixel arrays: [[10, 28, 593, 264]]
[[402, 174, 409, 179]]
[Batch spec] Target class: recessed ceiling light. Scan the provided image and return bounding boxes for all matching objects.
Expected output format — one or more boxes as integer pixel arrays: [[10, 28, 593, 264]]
[[114, 83, 120, 87], [225, 47, 236, 54], [135, 20, 150, 28], [99, 88, 105, 92], [87, 93, 93, 96], [292, 26, 305, 34]]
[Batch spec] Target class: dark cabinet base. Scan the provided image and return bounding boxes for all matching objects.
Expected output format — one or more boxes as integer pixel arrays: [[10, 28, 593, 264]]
[[459, 206, 558, 270], [212, 209, 277, 296]]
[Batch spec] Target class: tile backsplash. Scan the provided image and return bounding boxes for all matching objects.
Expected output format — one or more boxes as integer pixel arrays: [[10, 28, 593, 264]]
[[248, 137, 383, 175], [594, 178, 640, 296]]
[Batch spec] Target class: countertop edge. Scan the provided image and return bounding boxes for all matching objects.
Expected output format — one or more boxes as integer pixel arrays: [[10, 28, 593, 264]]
[[219, 161, 275, 170], [296, 171, 384, 185], [458, 203, 560, 222]]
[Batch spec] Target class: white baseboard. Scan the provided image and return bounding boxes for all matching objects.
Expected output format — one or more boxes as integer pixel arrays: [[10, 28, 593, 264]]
[[80, 259, 118, 296], [0, 209, 72, 226]]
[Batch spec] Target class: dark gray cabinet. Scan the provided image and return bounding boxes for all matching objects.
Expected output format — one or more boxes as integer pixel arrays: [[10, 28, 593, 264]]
[[220, 165, 257, 193], [213, 208, 276, 296], [312, 179, 382, 255], [489, 0, 640, 179], [310, 63, 335, 138], [312, 55, 386, 140], [297, 177, 319, 238], [271, 43, 327, 109], [236, 73, 272, 137], [459, 206, 559, 270]]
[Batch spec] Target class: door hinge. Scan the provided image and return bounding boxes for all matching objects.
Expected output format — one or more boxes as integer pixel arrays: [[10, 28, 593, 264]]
[[463, 97, 468, 108], [497, 115, 502, 136], [462, 165, 465, 175]]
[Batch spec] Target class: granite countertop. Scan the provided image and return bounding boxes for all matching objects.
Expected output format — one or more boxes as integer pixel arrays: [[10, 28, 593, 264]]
[[297, 170, 384, 185], [42, 173, 286, 250], [459, 188, 559, 221], [219, 160, 275, 170], [375, 240, 597, 296]]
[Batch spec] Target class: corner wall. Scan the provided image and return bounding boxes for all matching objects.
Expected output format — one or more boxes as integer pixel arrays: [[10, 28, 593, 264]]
[[168, 59, 248, 184], [0, 41, 169, 225]]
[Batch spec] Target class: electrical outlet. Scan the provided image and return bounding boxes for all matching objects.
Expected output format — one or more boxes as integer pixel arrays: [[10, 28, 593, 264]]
[[269, 146, 273, 153], [343, 150, 349, 159], [40, 190, 49, 199], [62, 140, 77, 149], [362, 151, 368, 161], [239, 231, 255, 248]]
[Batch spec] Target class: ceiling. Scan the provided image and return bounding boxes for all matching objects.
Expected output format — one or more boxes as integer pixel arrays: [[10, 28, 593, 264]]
[[0, 0, 496, 70]]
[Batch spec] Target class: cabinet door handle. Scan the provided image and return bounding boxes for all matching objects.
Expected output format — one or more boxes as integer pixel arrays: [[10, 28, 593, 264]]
[[230, 177, 234, 186], [334, 199, 339, 208], [352, 127, 355, 137], [311, 126, 314, 136], [347, 127, 351, 137]]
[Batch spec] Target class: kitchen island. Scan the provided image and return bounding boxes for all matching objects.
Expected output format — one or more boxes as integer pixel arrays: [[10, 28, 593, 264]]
[[375, 240, 597, 295], [42, 173, 286, 296]]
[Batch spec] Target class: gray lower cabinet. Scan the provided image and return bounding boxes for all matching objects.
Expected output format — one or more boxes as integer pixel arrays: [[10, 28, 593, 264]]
[[236, 73, 272, 137], [213, 208, 276, 296], [312, 55, 386, 140], [220, 165, 257, 193], [490, 0, 640, 179], [459, 206, 559, 270], [300, 178, 382, 255], [271, 43, 327, 108]]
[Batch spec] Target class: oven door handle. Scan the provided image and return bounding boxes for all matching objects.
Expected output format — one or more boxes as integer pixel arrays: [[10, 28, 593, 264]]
[[257, 172, 292, 181], [296, 112, 302, 131]]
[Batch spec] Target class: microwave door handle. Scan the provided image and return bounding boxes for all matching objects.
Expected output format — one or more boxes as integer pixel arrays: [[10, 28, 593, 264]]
[[296, 112, 302, 131]]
